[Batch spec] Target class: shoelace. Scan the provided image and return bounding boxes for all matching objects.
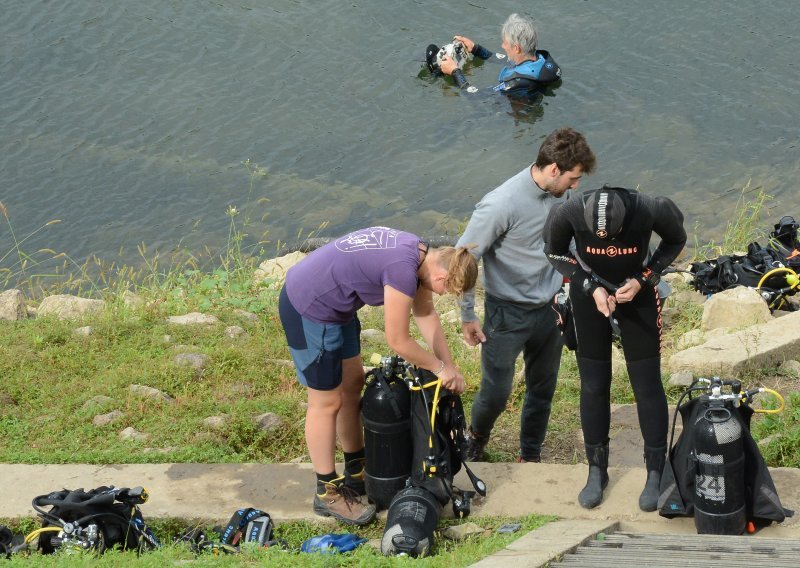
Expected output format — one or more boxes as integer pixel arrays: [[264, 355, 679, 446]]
[[335, 484, 361, 511]]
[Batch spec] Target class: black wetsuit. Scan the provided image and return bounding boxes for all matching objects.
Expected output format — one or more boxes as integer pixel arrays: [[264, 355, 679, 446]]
[[544, 187, 686, 448]]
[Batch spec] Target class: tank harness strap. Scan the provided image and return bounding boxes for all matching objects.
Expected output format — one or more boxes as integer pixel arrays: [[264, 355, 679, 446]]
[[376, 374, 404, 419]]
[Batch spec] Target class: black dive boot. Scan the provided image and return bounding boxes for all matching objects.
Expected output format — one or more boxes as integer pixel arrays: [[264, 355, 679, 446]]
[[578, 440, 609, 509], [639, 445, 666, 512]]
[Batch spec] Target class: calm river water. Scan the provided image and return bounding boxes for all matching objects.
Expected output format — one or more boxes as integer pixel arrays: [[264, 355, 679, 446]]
[[2, 0, 798, 275]]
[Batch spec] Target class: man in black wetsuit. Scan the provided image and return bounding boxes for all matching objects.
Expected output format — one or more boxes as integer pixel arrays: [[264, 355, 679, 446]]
[[438, 13, 561, 96], [544, 186, 687, 511]]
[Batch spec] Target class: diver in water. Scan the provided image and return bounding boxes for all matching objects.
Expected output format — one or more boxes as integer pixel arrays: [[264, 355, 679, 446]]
[[432, 13, 561, 96]]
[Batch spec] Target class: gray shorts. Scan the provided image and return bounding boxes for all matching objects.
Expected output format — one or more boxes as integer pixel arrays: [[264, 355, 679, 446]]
[[278, 287, 361, 390]]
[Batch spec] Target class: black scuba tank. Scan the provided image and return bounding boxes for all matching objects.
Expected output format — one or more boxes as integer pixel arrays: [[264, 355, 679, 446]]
[[691, 398, 746, 534], [381, 486, 442, 557], [361, 356, 413, 511]]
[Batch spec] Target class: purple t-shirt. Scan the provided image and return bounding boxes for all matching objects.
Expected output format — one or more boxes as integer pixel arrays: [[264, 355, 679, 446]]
[[285, 227, 422, 324]]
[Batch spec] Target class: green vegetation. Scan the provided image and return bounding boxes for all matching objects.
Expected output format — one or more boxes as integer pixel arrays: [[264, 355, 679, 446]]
[[1, 180, 798, 563], [0, 514, 553, 566], [691, 183, 772, 260]]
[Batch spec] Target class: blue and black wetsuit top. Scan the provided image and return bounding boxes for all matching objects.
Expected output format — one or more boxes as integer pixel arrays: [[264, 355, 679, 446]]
[[452, 43, 561, 96]]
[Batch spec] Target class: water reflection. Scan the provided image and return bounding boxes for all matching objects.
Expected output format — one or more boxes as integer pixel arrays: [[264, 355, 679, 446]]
[[2, 0, 798, 275], [417, 64, 555, 128]]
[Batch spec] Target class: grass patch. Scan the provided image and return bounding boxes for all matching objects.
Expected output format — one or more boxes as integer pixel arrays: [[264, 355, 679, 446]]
[[1, 183, 797, 467], [0, 513, 554, 566]]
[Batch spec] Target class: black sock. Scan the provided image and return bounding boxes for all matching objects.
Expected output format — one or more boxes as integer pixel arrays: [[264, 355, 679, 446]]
[[316, 471, 338, 493], [343, 448, 365, 474]]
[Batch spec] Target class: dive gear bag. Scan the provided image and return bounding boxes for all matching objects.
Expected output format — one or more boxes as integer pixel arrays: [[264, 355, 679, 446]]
[[30, 486, 158, 554], [690, 241, 799, 309], [220, 508, 274, 547], [178, 507, 278, 554], [406, 365, 487, 512]]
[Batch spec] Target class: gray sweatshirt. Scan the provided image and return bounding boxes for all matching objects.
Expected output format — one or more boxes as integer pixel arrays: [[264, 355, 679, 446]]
[[456, 165, 567, 321]]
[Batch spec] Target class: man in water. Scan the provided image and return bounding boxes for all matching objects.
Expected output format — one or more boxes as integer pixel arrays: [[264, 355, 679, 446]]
[[438, 13, 561, 96]]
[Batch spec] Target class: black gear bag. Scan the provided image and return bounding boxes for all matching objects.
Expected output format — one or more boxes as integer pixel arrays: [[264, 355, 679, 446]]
[[31, 486, 158, 554]]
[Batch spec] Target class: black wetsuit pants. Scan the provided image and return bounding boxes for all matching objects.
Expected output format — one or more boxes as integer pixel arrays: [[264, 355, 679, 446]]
[[470, 294, 562, 460], [570, 284, 668, 448]]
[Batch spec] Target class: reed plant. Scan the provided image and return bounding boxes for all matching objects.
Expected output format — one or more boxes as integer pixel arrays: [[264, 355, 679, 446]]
[[691, 182, 772, 260]]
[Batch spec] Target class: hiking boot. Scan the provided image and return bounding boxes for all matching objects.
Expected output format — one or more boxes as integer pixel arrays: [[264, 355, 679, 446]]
[[343, 458, 366, 496], [464, 430, 489, 462], [313, 480, 376, 526]]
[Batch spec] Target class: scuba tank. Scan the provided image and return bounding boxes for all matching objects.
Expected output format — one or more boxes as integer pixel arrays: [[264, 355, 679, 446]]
[[369, 357, 487, 556], [659, 377, 793, 531], [361, 355, 413, 510], [691, 390, 746, 535], [381, 486, 442, 557]]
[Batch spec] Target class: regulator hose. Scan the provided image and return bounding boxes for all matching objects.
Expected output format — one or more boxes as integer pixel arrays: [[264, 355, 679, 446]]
[[756, 267, 800, 310]]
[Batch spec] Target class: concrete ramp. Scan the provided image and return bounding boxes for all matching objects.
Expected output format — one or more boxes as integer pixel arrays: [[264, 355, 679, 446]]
[[552, 531, 800, 567]]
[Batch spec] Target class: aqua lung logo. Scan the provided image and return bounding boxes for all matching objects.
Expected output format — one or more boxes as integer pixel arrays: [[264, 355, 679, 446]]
[[595, 192, 609, 238], [585, 245, 638, 256]]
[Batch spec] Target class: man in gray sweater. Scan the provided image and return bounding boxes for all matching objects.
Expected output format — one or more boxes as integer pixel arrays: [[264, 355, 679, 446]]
[[457, 127, 596, 462]]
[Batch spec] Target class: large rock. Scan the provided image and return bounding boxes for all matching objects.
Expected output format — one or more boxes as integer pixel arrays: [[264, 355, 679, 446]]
[[119, 427, 149, 442], [129, 384, 174, 402], [0, 289, 27, 320], [37, 294, 105, 320], [167, 312, 219, 325], [676, 329, 704, 350], [700, 287, 770, 331], [173, 353, 209, 375], [122, 290, 145, 309], [253, 251, 307, 285], [669, 310, 800, 377], [361, 328, 386, 343], [234, 309, 260, 322], [253, 412, 284, 433], [93, 410, 124, 426], [224, 325, 247, 339], [778, 359, 800, 378]]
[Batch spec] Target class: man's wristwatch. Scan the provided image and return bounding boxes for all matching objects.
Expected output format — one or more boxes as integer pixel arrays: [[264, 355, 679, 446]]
[[634, 268, 660, 288]]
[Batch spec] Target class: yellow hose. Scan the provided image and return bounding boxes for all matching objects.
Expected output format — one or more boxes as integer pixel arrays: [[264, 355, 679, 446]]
[[408, 378, 440, 391], [406, 368, 444, 475], [24, 526, 63, 544], [756, 267, 799, 310], [750, 387, 786, 414]]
